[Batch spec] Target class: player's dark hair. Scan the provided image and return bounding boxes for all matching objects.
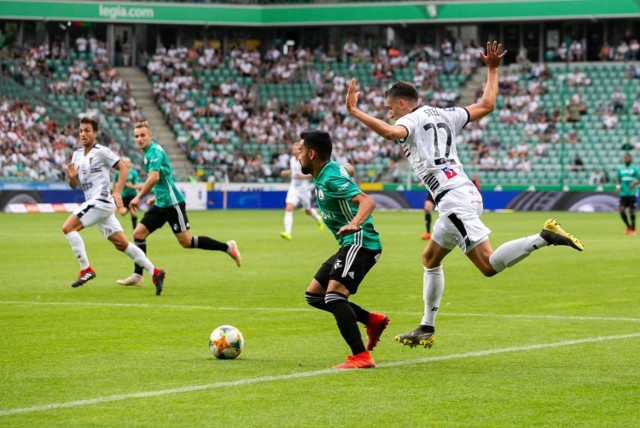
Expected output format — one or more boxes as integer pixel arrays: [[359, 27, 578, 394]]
[[80, 116, 99, 132], [384, 81, 419, 102], [300, 130, 332, 161]]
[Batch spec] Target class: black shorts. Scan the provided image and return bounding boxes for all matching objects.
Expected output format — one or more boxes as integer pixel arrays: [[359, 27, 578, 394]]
[[620, 196, 637, 209], [122, 195, 136, 210], [140, 201, 190, 234], [313, 246, 381, 295], [425, 192, 435, 204]]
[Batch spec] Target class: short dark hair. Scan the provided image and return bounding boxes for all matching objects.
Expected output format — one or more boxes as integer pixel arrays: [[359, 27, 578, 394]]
[[80, 116, 99, 132], [384, 81, 419, 102], [300, 129, 332, 161]]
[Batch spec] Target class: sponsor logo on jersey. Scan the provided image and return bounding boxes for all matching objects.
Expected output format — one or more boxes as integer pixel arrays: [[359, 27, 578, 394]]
[[321, 211, 334, 220], [442, 166, 457, 179]]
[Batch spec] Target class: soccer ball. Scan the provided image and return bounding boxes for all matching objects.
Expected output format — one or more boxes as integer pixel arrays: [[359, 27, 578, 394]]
[[209, 325, 244, 360]]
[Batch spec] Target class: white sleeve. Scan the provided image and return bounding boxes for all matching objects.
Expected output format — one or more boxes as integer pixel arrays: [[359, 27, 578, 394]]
[[395, 113, 419, 143], [101, 147, 120, 168]]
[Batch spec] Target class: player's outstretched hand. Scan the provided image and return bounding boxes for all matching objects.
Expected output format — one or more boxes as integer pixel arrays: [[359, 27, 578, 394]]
[[346, 78, 360, 114], [66, 163, 77, 179], [480, 41, 507, 69]]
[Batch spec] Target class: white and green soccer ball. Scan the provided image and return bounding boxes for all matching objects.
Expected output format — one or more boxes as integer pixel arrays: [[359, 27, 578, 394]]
[[209, 325, 244, 360]]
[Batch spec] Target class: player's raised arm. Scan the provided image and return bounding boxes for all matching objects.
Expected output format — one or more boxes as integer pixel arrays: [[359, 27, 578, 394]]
[[346, 78, 407, 141], [465, 41, 507, 123]]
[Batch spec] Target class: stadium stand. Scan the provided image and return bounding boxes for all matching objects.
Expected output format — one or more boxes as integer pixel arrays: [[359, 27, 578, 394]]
[[1, 30, 639, 187]]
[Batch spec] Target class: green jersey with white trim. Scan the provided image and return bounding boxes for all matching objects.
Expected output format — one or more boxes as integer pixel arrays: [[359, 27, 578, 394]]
[[314, 161, 382, 250], [114, 168, 140, 199], [142, 141, 184, 207], [617, 164, 640, 197]]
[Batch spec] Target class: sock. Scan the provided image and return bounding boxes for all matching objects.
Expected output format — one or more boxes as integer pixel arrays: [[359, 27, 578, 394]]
[[305, 291, 369, 324], [621, 212, 630, 227], [425, 212, 432, 233], [284, 211, 293, 234], [131, 215, 137, 229], [420, 266, 444, 327], [123, 243, 155, 275], [489, 234, 548, 273], [133, 240, 145, 276], [310, 208, 322, 224], [191, 236, 227, 251], [631, 213, 636, 230], [325, 292, 365, 355], [65, 231, 90, 270]]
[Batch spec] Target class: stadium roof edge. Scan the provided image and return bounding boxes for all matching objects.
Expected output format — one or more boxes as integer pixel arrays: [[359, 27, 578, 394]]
[[0, 0, 638, 26]]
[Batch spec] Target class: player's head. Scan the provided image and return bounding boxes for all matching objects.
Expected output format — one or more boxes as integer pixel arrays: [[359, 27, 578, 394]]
[[624, 152, 632, 166], [384, 81, 419, 120], [291, 140, 303, 156], [134, 121, 153, 150], [121, 156, 131, 168], [299, 130, 332, 175], [78, 117, 98, 146]]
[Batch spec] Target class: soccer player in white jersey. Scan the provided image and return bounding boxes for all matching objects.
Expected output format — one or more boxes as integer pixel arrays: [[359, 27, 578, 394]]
[[62, 117, 166, 293], [346, 41, 584, 348], [280, 140, 324, 241]]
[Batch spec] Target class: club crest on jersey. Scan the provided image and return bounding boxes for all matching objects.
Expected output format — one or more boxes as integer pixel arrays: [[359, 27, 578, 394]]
[[317, 189, 325, 200], [441, 166, 457, 179]]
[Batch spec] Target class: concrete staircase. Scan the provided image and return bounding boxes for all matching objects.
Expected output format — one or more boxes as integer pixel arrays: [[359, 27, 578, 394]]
[[116, 67, 193, 180]]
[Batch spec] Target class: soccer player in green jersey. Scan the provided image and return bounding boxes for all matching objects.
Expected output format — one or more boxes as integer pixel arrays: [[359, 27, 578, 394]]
[[298, 129, 389, 369], [113, 157, 141, 230], [616, 153, 640, 235], [116, 121, 242, 294]]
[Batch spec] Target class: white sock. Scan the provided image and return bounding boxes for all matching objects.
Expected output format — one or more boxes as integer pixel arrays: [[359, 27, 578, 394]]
[[123, 243, 155, 275], [284, 211, 293, 234], [310, 208, 322, 224], [65, 231, 90, 270], [420, 266, 445, 327], [489, 234, 548, 273]]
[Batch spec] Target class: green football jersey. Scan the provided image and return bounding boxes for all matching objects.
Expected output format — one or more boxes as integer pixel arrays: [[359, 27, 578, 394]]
[[617, 164, 640, 197], [114, 168, 140, 199], [142, 141, 185, 208], [314, 161, 382, 250]]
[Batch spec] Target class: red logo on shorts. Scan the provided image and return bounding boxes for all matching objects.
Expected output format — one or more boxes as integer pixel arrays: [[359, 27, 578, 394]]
[[442, 167, 457, 179]]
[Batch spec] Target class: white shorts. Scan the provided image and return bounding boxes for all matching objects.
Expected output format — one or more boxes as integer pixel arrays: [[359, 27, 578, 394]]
[[431, 183, 491, 254], [73, 199, 124, 238], [285, 187, 312, 210]]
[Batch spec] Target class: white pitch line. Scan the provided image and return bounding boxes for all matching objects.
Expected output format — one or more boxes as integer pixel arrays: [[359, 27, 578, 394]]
[[1, 301, 640, 323], [1, 332, 639, 417]]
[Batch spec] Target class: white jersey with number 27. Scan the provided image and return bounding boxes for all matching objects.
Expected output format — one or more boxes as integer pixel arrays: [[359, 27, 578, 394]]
[[395, 106, 471, 198]]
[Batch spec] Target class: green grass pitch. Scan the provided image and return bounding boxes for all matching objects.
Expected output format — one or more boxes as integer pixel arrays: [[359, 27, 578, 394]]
[[1, 210, 639, 427]]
